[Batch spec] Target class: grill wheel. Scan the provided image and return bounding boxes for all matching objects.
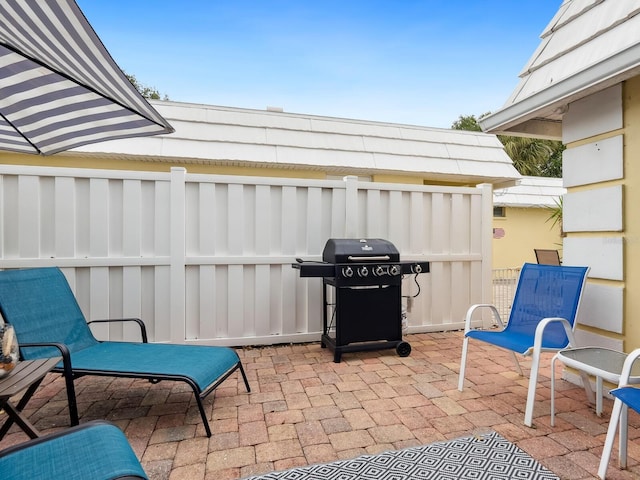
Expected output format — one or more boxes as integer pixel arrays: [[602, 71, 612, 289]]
[[396, 341, 412, 357]]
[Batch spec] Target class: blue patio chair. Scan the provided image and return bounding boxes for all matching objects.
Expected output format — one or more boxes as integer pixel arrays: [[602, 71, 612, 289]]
[[0, 267, 250, 438], [458, 262, 591, 427], [0, 420, 147, 480], [598, 348, 640, 479]]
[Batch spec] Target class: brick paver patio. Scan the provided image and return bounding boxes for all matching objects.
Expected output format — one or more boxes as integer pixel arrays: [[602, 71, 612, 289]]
[[1, 330, 639, 479]]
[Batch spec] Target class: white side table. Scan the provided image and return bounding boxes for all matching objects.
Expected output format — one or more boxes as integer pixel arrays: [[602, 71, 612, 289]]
[[551, 347, 640, 426]]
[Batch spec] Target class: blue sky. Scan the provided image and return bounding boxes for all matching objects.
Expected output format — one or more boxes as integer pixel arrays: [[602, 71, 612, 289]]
[[78, 1, 561, 129]]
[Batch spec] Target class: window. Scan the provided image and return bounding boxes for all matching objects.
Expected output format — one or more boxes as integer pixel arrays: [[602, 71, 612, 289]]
[[493, 206, 506, 218]]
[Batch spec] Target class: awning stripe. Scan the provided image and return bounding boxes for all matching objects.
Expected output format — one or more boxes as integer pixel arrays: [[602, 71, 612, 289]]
[[5, 92, 106, 121], [2, 2, 121, 103], [38, 124, 163, 155], [0, 0, 174, 155], [14, 100, 120, 130], [30, 113, 146, 143], [27, 2, 138, 108]]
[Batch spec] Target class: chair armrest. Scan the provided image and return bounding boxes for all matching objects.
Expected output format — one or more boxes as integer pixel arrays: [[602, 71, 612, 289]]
[[18, 341, 79, 426], [20, 341, 71, 362], [464, 304, 503, 333], [20, 341, 73, 380], [532, 317, 576, 353], [619, 348, 640, 386], [87, 318, 148, 343]]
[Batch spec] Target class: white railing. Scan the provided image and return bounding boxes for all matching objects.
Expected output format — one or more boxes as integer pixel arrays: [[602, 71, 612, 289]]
[[491, 267, 521, 321], [0, 165, 494, 346]]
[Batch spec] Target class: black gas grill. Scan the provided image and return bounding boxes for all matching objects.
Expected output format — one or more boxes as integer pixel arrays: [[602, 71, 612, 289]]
[[293, 238, 429, 362]]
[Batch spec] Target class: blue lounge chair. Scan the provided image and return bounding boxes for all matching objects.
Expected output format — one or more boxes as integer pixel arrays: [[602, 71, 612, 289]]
[[598, 348, 640, 479], [458, 262, 590, 427], [0, 267, 250, 437], [0, 420, 147, 480]]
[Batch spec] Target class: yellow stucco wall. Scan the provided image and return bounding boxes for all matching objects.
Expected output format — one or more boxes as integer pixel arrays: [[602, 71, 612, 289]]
[[0, 152, 331, 179], [371, 174, 423, 185], [560, 77, 639, 352], [492, 207, 562, 269], [0, 152, 481, 187], [623, 76, 640, 351]]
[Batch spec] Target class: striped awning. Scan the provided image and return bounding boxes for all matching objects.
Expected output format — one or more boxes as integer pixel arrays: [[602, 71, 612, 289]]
[[0, 0, 174, 155]]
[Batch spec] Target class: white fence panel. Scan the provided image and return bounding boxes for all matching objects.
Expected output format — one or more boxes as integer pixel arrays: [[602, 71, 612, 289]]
[[182, 174, 348, 345], [0, 166, 174, 342], [0, 165, 493, 347]]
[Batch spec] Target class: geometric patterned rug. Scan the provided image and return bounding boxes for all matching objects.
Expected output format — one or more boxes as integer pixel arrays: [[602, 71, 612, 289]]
[[242, 431, 559, 480]]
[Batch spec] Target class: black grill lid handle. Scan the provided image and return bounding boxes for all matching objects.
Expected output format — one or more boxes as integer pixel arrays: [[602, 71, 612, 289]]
[[347, 255, 391, 262]]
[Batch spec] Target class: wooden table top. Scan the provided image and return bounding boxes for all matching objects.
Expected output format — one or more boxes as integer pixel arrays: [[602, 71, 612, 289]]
[[0, 357, 61, 399]]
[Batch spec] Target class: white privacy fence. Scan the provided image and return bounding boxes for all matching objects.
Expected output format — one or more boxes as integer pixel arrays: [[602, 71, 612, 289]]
[[0, 165, 494, 346]]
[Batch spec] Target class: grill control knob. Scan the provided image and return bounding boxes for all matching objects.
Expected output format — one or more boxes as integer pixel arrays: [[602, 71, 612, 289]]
[[342, 266, 353, 278], [390, 265, 400, 276], [412, 264, 422, 274], [358, 266, 369, 277], [374, 265, 385, 276]]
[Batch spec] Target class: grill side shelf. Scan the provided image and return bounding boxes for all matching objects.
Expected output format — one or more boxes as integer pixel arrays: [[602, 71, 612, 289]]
[[292, 262, 335, 278], [399, 261, 430, 275]]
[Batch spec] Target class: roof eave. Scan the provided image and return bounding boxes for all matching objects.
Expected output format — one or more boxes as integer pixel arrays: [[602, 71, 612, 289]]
[[480, 43, 640, 139], [492, 178, 520, 189], [61, 149, 521, 187]]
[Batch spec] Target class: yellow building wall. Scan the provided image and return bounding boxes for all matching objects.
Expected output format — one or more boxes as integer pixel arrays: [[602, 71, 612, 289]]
[[560, 77, 640, 352], [0, 152, 330, 179], [372, 174, 423, 185], [0, 153, 490, 188], [492, 207, 562, 269], [623, 76, 640, 351]]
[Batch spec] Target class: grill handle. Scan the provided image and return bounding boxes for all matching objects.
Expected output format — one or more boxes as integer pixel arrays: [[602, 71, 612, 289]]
[[347, 255, 391, 262]]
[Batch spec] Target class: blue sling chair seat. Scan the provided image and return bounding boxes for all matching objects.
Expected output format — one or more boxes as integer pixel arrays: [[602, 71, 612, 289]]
[[458, 263, 591, 427], [0, 267, 250, 438], [0, 420, 147, 480]]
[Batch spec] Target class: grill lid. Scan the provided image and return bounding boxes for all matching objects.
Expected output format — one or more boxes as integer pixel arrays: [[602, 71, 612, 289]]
[[322, 238, 400, 263]]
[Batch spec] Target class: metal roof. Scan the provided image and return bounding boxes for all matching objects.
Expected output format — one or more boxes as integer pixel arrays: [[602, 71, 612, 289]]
[[480, 0, 640, 138], [72, 100, 522, 187], [493, 176, 564, 208]]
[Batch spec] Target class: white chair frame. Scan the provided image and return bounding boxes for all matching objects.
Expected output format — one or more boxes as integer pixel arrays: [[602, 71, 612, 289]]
[[598, 348, 640, 479]]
